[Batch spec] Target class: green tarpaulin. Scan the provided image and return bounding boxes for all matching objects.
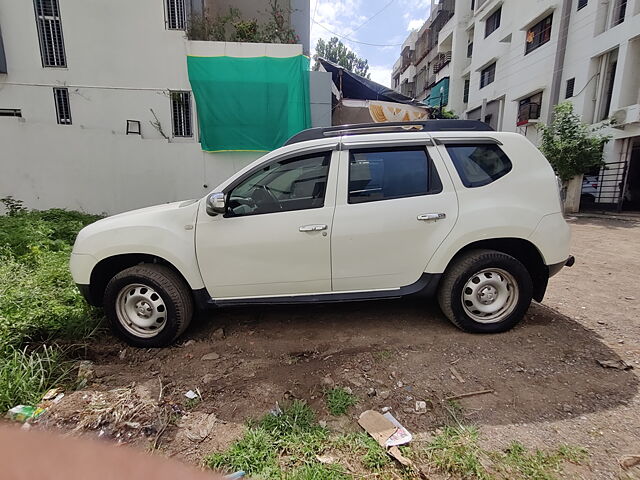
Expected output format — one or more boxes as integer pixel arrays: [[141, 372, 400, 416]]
[[187, 55, 311, 152]]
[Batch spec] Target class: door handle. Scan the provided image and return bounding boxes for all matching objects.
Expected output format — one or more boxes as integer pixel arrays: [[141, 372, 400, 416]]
[[417, 213, 446, 221], [299, 224, 328, 232]]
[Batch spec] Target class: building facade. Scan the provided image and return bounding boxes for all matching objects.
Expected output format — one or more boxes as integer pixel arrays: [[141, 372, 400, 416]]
[[0, 0, 329, 214], [394, 0, 640, 210]]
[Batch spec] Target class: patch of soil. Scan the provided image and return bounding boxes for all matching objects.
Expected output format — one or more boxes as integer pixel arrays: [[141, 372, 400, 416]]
[[40, 217, 640, 478]]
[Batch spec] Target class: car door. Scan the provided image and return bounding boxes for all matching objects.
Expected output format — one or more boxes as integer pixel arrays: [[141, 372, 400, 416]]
[[195, 150, 338, 299], [330, 141, 458, 292]]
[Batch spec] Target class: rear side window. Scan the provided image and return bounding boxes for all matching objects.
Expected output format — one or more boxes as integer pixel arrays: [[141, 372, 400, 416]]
[[348, 147, 442, 204], [445, 144, 512, 188]]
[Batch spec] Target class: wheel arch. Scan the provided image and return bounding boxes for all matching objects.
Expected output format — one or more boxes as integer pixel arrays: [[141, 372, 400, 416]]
[[444, 238, 549, 302], [88, 253, 194, 307]]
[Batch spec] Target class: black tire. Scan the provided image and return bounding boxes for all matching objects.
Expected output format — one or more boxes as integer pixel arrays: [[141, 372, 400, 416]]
[[437, 249, 533, 333], [103, 264, 193, 347]]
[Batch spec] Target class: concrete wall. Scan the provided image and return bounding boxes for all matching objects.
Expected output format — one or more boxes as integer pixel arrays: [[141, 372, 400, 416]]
[[0, 0, 326, 214]]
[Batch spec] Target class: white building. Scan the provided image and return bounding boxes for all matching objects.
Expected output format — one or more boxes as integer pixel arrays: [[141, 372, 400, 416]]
[[394, 0, 640, 210], [0, 0, 330, 214]]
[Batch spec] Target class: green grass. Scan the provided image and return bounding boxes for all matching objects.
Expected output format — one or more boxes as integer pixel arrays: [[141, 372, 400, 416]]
[[494, 441, 589, 480], [0, 203, 101, 411], [206, 401, 589, 480], [205, 400, 336, 478], [0, 345, 74, 411], [325, 388, 357, 416], [423, 425, 491, 480]]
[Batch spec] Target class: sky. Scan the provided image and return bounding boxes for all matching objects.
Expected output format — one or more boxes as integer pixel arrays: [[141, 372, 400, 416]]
[[309, 0, 432, 87]]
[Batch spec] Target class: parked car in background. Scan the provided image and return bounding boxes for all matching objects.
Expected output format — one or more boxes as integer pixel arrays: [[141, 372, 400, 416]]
[[581, 175, 599, 203], [70, 120, 574, 347]]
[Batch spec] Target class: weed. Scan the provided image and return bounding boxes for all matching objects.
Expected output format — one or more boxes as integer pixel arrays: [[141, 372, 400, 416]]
[[185, 397, 201, 410], [422, 425, 491, 480], [325, 388, 357, 416], [495, 441, 589, 480], [0, 345, 73, 411], [287, 463, 350, 479], [373, 349, 392, 362], [205, 401, 329, 478]]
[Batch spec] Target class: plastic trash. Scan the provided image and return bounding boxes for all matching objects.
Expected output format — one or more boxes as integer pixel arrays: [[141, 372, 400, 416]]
[[225, 472, 246, 479], [7, 405, 45, 422]]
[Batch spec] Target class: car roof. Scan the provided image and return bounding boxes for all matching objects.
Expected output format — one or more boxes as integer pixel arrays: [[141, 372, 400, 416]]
[[284, 120, 494, 146]]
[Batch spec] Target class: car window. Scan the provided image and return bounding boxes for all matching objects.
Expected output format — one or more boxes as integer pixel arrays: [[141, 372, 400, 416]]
[[228, 153, 331, 217], [445, 144, 512, 188], [348, 147, 442, 204]]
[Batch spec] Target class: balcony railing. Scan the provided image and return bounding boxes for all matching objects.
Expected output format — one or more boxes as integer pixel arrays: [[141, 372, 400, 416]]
[[432, 51, 452, 73]]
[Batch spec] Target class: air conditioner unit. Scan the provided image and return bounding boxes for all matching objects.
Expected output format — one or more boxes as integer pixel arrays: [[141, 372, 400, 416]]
[[611, 104, 640, 127]]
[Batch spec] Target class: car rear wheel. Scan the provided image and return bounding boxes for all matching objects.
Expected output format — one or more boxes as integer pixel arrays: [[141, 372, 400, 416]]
[[437, 249, 533, 333], [104, 264, 193, 347]]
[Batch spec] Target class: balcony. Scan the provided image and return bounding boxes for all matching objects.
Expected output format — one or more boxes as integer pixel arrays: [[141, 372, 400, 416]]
[[400, 81, 416, 98], [517, 102, 541, 126], [432, 51, 452, 73]]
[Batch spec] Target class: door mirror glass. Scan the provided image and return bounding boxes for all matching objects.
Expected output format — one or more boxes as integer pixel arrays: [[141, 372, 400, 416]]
[[206, 192, 226, 216]]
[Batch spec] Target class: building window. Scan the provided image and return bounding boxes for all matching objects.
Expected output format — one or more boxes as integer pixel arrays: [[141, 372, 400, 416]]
[[33, 0, 66, 67], [485, 7, 501, 38], [517, 92, 542, 125], [480, 62, 496, 89], [577, 0, 588, 10], [565, 78, 575, 98], [467, 41, 473, 58], [165, 0, 186, 30], [171, 91, 192, 137], [525, 14, 553, 55], [611, 0, 626, 26], [0, 109, 22, 117], [463, 78, 470, 103], [53, 87, 71, 125]]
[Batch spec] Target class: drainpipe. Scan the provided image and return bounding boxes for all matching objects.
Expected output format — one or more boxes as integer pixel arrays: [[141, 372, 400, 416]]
[[547, 0, 572, 123]]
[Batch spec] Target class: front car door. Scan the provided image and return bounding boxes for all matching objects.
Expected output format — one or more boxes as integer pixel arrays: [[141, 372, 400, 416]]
[[195, 150, 338, 299], [330, 140, 458, 291]]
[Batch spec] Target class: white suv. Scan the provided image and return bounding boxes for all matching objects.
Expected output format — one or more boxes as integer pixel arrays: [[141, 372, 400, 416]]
[[70, 121, 574, 347]]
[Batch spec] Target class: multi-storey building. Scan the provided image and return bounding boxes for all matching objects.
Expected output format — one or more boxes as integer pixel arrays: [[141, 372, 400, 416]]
[[0, 0, 330, 214], [394, 0, 640, 210]]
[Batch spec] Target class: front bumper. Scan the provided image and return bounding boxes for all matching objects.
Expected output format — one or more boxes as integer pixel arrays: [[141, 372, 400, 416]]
[[75, 283, 99, 306], [549, 255, 575, 277]]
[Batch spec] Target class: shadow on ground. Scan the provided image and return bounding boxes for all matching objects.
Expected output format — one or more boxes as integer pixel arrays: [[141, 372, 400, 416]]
[[87, 298, 638, 433]]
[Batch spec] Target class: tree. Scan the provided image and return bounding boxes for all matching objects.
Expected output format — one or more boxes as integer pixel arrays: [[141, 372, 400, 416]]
[[314, 37, 370, 78], [538, 102, 611, 182]]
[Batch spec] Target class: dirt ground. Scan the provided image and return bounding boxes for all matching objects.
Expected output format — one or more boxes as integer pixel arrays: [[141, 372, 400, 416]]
[[41, 217, 640, 478]]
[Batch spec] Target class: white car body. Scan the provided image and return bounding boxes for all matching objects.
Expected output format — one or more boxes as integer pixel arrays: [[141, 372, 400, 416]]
[[70, 121, 573, 345]]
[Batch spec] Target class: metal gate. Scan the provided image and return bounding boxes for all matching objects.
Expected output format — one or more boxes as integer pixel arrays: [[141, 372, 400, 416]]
[[586, 160, 628, 212]]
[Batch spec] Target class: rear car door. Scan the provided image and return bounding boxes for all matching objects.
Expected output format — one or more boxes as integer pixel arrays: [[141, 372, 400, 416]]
[[330, 140, 458, 291]]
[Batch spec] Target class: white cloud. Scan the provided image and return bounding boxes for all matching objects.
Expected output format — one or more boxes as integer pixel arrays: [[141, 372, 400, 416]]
[[369, 65, 392, 88], [407, 18, 425, 31]]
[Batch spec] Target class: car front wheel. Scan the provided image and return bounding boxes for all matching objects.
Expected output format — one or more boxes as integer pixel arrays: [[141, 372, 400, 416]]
[[437, 249, 533, 333], [103, 264, 193, 347]]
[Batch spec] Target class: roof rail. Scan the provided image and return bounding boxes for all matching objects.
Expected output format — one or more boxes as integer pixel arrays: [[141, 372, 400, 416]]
[[284, 120, 494, 146]]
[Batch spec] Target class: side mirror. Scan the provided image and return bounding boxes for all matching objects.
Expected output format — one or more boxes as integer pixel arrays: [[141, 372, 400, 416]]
[[206, 192, 226, 216]]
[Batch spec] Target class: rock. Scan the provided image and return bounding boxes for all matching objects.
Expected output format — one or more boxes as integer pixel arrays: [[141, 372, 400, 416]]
[[343, 386, 353, 395], [319, 420, 327, 428], [624, 296, 636, 301], [379, 390, 390, 400], [201, 352, 220, 361], [415, 400, 427, 414], [361, 363, 372, 372], [597, 320, 606, 325], [212, 328, 225, 340], [322, 376, 335, 387], [396, 381, 403, 388], [367, 388, 377, 397], [77, 360, 95, 383], [347, 376, 364, 387], [118, 349, 127, 360], [562, 404, 572, 413], [202, 374, 216, 385], [381, 406, 391, 413], [182, 340, 196, 347]]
